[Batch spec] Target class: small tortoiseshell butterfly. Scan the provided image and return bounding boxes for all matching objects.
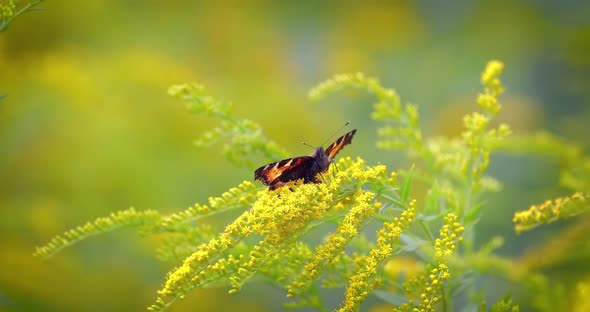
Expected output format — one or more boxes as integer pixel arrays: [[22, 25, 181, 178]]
[[254, 129, 357, 190]]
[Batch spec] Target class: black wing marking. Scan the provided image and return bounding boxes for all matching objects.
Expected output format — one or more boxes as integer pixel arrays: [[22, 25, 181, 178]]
[[254, 156, 316, 188], [325, 129, 356, 160]]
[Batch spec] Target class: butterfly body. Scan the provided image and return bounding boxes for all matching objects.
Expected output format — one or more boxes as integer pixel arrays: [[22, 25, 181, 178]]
[[255, 129, 357, 190]]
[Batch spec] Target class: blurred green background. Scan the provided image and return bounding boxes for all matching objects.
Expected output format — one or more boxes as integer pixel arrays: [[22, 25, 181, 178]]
[[1, 1, 589, 311]]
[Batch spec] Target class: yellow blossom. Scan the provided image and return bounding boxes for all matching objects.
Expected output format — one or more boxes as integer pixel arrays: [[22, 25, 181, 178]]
[[338, 200, 416, 312], [478, 60, 505, 115], [395, 213, 463, 312], [514, 192, 589, 233]]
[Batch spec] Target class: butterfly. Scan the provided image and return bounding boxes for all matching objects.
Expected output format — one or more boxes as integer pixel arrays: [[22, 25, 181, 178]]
[[254, 129, 357, 190]]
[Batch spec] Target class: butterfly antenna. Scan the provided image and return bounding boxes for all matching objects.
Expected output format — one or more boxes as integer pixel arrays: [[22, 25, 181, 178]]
[[301, 141, 316, 150], [319, 121, 350, 147]]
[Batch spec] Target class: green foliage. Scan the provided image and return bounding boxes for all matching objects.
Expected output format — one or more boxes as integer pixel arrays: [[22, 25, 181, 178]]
[[499, 132, 590, 192], [310, 62, 510, 253], [0, 0, 44, 32], [34, 60, 590, 312], [479, 292, 520, 312], [33, 208, 162, 260], [310, 72, 421, 154], [168, 83, 288, 168]]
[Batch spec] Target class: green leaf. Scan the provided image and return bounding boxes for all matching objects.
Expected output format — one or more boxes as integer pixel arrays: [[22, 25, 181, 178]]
[[450, 271, 476, 297], [373, 289, 409, 306], [399, 233, 423, 253], [464, 200, 484, 226], [424, 180, 440, 215], [417, 211, 444, 222], [400, 164, 415, 203]]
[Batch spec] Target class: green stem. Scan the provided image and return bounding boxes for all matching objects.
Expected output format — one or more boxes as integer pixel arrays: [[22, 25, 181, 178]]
[[441, 283, 448, 312], [418, 219, 435, 243], [0, 0, 45, 32], [462, 178, 474, 253]]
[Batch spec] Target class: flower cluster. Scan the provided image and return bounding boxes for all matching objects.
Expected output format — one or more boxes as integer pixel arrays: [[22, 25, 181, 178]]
[[151, 203, 258, 310], [0, 0, 15, 19], [338, 200, 416, 312], [513, 192, 588, 233], [478, 60, 504, 115], [287, 189, 381, 298], [461, 112, 511, 187], [396, 213, 464, 312], [461, 60, 511, 191], [149, 157, 391, 311], [152, 181, 259, 262]]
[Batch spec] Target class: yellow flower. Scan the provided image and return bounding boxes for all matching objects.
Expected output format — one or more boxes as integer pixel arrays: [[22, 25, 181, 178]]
[[513, 192, 589, 233], [338, 200, 416, 312], [477, 60, 504, 115], [395, 213, 463, 312]]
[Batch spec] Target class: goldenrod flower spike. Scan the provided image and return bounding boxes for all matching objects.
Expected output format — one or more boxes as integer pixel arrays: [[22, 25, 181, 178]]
[[478, 60, 505, 115], [338, 200, 417, 312], [287, 189, 380, 298], [513, 192, 589, 233], [33, 208, 161, 260], [461, 60, 511, 192], [395, 213, 464, 312]]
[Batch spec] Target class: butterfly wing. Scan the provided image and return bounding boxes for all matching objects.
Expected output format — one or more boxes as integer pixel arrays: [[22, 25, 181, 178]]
[[254, 156, 316, 189], [325, 129, 357, 160], [255, 129, 357, 190]]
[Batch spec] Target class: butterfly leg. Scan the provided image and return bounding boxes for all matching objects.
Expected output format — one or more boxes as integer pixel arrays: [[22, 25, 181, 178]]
[[313, 173, 325, 184]]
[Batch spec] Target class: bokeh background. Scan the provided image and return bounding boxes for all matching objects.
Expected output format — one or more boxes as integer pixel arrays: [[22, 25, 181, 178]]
[[1, 1, 589, 311]]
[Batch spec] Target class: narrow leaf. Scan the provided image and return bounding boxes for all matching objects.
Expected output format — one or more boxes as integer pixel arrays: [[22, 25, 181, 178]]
[[400, 164, 415, 203], [464, 201, 484, 226], [424, 180, 440, 215], [373, 289, 409, 306]]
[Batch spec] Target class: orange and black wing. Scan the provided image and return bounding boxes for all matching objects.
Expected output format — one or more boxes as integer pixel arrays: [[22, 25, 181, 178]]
[[254, 156, 316, 189], [325, 129, 357, 160]]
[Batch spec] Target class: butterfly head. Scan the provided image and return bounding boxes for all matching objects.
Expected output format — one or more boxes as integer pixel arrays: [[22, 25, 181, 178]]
[[311, 146, 331, 172]]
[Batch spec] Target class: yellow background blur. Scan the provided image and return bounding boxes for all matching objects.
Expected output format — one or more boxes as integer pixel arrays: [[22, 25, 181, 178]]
[[1, 1, 589, 311]]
